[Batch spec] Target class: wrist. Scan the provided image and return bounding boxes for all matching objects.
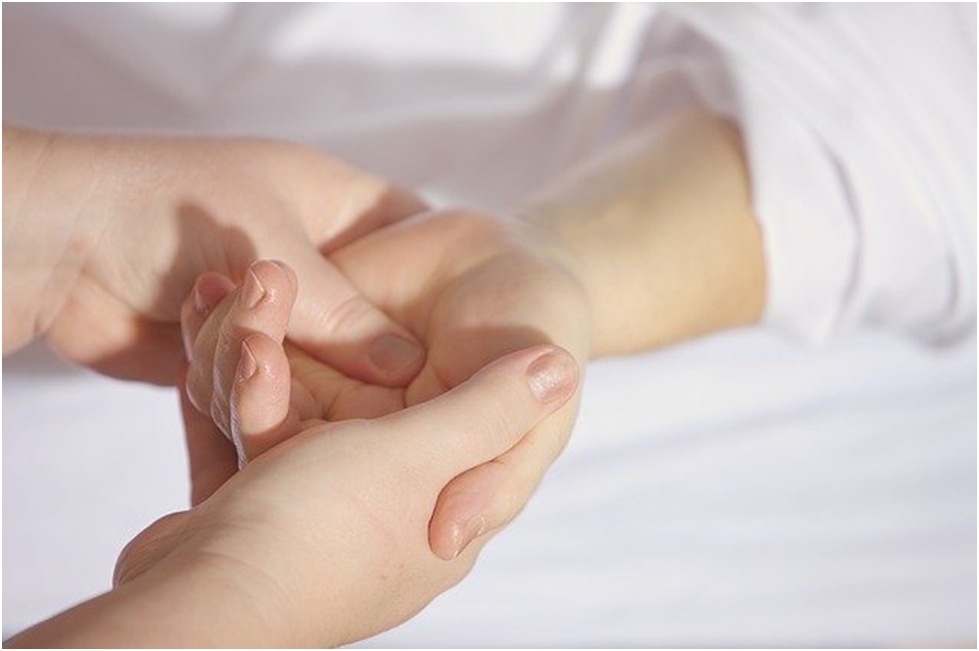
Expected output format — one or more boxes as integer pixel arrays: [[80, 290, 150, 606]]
[[514, 214, 597, 359], [140, 548, 309, 647], [8, 544, 311, 648], [2, 126, 112, 352], [517, 203, 642, 359], [109, 508, 336, 648], [518, 111, 766, 358]]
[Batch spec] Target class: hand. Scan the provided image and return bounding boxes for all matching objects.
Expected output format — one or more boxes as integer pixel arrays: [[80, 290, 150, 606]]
[[2, 126, 426, 386], [101, 346, 579, 648], [184, 210, 592, 559]]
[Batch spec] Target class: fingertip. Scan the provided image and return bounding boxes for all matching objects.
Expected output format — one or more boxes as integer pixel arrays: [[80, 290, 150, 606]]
[[240, 260, 298, 314], [367, 332, 427, 385], [194, 272, 236, 315], [268, 259, 299, 294], [430, 513, 486, 562], [181, 272, 235, 358], [238, 338, 259, 383], [231, 333, 295, 461], [429, 471, 496, 560], [524, 346, 580, 407], [232, 333, 287, 404], [467, 344, 580, 410]]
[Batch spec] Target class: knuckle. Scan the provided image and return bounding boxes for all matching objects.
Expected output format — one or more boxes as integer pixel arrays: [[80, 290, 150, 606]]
[[471, 394, 525, 451], [492, 486, 525, 529], [386, 445, 438, 492], [441, 553, 478, 590], [316, 293, 377, 337], [476, 458, 526, 529]]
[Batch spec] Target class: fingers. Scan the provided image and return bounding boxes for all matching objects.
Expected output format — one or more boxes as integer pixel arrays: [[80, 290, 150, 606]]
[[179, 363, 238, 506], [285, 246, 426, 388], [230, 333, 304, 462], [379, 345, 579, 492], [182, 261, 297, 437], [181, 274, 238, 414], [211, 261, 297, 435], [180, 272, 236, 361]]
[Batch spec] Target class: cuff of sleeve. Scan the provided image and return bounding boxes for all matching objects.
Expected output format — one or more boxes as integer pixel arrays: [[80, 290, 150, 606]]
[[704, 89, 859, 344]]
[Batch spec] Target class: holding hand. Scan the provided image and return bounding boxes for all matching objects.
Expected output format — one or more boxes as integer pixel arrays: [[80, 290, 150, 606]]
[[102, 344, 579, 648], [183, 207, 592, 559], [3, 127, 427, 386]]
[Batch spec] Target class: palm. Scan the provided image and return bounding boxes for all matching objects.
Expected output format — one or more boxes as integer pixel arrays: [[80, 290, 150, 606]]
[[283, 210, 590, 422]]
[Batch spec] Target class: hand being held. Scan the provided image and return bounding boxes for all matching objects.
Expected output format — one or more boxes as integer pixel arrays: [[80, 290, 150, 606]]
[[183, 210, 592, 558]]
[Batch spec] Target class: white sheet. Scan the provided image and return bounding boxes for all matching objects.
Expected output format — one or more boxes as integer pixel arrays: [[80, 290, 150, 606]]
[[2, 3, 976, 645], [4, 330, 975, 645]]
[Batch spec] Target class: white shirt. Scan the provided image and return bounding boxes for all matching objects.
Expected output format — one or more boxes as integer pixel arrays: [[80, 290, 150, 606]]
[[4, 3, 975, 343], [2, 3, 975, 645]]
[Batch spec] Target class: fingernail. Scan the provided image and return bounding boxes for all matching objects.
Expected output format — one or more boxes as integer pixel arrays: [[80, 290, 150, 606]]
[[450, 514, 486, 560], [238, 341, 258, 382], [526, 349, 578, 404], [240, 268, 266, 309], [369, 333, 424, 375], [193, 286, 211, 314], [268, 259, 297, 287], [194, 275, 228, 314]]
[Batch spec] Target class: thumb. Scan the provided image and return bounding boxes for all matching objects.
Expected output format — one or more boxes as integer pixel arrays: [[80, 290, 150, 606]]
[[377, 345, 579, 490], [286, 246, 426, 387]]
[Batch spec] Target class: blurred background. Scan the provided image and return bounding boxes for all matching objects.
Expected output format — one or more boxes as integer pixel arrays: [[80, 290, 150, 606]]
[[3, 3, 976, 646]]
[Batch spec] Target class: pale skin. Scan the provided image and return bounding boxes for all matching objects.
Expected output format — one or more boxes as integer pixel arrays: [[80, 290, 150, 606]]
[[1, 126, 429, 383], [11, 345, 581, 648], [3, 109, 765, 646]]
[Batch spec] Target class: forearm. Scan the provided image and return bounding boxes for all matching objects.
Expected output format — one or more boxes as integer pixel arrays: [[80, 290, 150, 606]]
[[7, 552, 309, 648], [2, 125, 105, 353], [521, 110, 766, 357]]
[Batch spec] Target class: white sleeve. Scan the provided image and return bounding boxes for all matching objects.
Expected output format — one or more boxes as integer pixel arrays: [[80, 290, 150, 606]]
[[656, 3, 977, 345]]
